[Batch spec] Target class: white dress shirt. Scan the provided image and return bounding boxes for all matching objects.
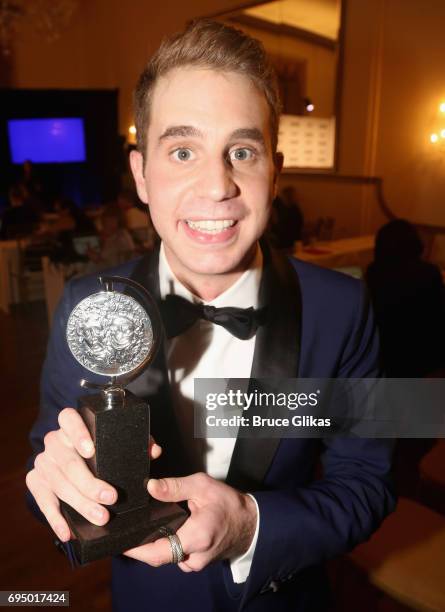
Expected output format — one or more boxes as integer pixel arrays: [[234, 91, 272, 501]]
[[158, 242, 261, 583]]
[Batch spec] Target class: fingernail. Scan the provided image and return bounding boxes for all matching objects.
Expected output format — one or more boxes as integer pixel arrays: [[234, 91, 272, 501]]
[[80, 439, 94, 455], [148, 478, 166, 492], [91, 507, 105, 521], [100, 489, 115, 504]]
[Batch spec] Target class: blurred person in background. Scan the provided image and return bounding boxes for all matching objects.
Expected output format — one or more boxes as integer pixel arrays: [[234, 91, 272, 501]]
[[86, 203, 135, 271], [117, 188, 147, 228], [37, 198, 98, 265], [20, 159, 48, 214], [366, 219, 445, 498], [268, 185, 304, 252], [0, 184, 38, 240], [22, 160, 39, 195], [366, 219, 445, 378], [51, 197, 96, 235], [117, 188, 158, 251]]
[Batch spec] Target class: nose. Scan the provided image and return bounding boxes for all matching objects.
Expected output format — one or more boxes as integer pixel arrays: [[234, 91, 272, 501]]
[[195, 156, 238, 202]]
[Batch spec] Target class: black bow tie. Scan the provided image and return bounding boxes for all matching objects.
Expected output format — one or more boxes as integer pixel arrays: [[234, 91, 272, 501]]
[[160, 294, 267, 340]]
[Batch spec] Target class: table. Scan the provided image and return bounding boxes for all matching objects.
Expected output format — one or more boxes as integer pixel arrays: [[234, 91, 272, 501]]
[[294, 235, 375, 271]]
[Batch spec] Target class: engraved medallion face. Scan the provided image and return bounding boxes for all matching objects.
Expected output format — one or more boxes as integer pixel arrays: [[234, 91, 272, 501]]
[[66, 291, 153, 376]]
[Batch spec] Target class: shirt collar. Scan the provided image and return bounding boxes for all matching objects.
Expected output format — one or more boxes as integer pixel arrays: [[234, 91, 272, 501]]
[[158, 241, 262, 309]]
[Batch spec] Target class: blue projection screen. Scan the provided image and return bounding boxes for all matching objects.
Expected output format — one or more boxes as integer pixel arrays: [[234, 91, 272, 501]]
[[8, 118, 86, 163]]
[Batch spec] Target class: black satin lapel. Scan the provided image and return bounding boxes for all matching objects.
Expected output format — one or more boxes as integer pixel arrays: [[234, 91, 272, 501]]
[[226, 243, 302, 491], [127, 248, 190, 477], [252, 244, 302, 379]]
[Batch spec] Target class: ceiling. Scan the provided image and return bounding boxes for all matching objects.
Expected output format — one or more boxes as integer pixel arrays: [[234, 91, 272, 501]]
[[243, 0, 341, 41]]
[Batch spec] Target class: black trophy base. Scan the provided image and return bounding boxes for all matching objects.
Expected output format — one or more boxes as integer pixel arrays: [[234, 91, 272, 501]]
[[61, 500, 188, 565]]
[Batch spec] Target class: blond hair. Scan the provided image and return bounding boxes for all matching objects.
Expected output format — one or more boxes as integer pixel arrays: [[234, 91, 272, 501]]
[[134, 19, 281, 158]]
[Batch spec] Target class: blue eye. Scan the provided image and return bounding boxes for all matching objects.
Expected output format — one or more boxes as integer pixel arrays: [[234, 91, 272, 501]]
[[172, 148, 194, 161], [229, 148, 254, 162]]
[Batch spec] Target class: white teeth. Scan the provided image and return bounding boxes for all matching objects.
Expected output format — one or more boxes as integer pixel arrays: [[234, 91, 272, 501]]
[[186, 219, 236, 233]]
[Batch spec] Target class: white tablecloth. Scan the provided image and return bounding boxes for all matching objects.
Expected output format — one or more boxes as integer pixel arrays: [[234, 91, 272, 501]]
[[294, 235, 375, 271]]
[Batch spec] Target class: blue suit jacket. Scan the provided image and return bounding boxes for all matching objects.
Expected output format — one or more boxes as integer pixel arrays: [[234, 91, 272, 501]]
[[27, 246, 396, 612]]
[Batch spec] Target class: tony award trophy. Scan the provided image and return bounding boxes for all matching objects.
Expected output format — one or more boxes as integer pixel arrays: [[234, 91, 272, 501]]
[[61, 275, 187, 565]]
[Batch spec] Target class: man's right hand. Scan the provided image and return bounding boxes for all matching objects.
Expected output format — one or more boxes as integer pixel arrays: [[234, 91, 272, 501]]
[[25, 407, 162, 543]]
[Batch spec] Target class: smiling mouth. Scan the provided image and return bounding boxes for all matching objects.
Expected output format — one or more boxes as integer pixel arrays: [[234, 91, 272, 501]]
[[185, 219, 237, 234]]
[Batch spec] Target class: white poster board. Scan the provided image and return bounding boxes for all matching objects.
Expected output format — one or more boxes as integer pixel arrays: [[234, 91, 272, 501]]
[[278, 115, 335, 169]]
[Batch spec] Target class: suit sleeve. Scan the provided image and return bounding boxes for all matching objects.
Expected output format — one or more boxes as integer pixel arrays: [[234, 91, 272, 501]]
[[28, 281, 83, 458], [25, 280, 94, 566], [243, 283, 396, 602]]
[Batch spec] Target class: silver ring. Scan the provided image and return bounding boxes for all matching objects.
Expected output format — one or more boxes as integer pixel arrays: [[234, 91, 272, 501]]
[[159, 526, 185, 564]]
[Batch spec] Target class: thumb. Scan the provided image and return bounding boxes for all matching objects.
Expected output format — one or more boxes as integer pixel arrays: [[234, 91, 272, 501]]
[[147, 473, 206, 502]]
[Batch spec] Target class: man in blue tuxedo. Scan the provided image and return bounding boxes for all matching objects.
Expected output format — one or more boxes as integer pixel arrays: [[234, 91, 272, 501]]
[[26, 19, 396, 611]]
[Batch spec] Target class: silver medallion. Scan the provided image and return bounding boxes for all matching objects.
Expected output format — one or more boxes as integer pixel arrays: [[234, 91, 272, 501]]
[[66, 291, 154, 376]]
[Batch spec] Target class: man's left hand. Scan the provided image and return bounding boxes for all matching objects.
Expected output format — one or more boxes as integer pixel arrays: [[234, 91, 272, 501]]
[[123, 473, 257, 572]]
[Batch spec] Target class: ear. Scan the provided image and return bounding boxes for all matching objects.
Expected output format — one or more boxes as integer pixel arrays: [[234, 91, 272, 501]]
[[272, 151, 284, 198], [129, 150, 149, 204]]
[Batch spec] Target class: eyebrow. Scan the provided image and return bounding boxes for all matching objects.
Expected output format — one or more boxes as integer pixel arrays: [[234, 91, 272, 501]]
[[159, 125, 203, 141], [228, 128, 265, 146], [158, 125, 265, 146]]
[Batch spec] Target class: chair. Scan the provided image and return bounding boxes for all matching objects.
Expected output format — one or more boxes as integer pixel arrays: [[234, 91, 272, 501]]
[[349, 497, 445, 611]]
